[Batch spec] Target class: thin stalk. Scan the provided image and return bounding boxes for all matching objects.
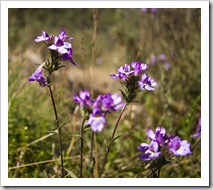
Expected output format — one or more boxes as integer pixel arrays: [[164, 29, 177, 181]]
[[99, 103, 127, 177], [157, 168, 161, 178], [146, 168, 159, 178], [80, 118, 86, 178], [94, 133, 98, 177], [89, 132, 95, 178], [48, 85, 64, 178]]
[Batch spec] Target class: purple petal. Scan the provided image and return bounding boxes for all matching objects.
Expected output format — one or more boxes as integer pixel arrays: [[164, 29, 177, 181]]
[[137, 143, 149, 152], [146, 128, 156, 140]]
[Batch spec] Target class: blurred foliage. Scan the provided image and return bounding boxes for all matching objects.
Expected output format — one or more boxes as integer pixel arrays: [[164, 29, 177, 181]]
[[8, 8, 201, 178]]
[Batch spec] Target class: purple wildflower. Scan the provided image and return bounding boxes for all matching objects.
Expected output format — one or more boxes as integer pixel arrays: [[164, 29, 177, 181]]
[[48, 36, 72, 54], [146, 126, 168, 146], [60, 48, 77, 65], [138, 141, 161, 161], [86, 113, 106, 132], [138, 126, 192, 163], [168, 136, 192, 156], [74, 91, 123, 132], [100, 93, 124, 112], [131, 62, 148, 76], [138, 74, 156, 91], [34, 30, 52, 43], [28, 62, 48, 87], [110, 64, 134, 81], [191, 118, 201, 138], [73, 90, 93, 108], [58, 29, 73, 41]]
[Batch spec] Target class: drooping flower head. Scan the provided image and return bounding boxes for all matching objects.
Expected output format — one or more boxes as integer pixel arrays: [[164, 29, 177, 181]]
[[28, 62, 48, 87]]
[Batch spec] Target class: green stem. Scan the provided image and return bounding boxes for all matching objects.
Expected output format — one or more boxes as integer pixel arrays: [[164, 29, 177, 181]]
[[157, 168, 161, 178], [48, 85, 64, 178], [99, 102, 127, 177], [89, 131, 95, 178], [80, 118, 86, 178]]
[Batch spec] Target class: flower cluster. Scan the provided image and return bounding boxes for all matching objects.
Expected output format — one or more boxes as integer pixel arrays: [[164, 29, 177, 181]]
[[29, 29, 77, 87], [74, 90, 124, 132], [138, 126, 192, 161], [110, 61, 156, 103], [35, 29, 77, 65], [191, 117, 201, 138]]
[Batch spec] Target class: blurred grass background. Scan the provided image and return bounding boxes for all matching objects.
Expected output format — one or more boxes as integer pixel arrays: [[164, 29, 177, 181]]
[[8, 8, 201, 178]]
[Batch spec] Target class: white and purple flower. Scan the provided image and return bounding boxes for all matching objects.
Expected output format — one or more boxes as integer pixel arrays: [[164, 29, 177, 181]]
[[28, 62, 48, 87], [34, 29, 77, 65], [146, 126, 168, 146], [168, 136, 192, 156], [138, 74, 156, 91], [138, 141, 161, 161], [34, 30, 52, 43], [73, 90, 93, 108], [86, 114, 106, 132]]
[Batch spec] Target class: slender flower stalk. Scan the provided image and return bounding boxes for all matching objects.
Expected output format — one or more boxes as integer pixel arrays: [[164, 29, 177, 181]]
[[48, 85, 64, 178], [89, 132, 95, 178], [80, 118, 86, 178], [99, 102, 127, 177]]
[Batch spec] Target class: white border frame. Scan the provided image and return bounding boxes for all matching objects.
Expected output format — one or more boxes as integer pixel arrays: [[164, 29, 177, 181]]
[[1, 0, 209, 187]]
